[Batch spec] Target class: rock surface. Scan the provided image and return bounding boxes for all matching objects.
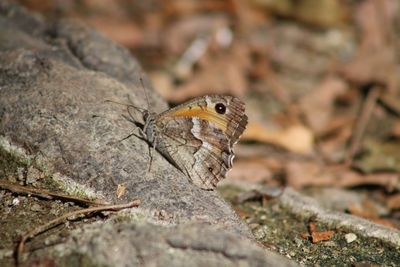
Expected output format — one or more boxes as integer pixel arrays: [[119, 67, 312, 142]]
[[0, 2, 297, 266], [53, 220, 299, 267]]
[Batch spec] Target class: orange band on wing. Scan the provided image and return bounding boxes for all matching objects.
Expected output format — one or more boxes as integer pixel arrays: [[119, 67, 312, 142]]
[[169, 106, 228, 131]]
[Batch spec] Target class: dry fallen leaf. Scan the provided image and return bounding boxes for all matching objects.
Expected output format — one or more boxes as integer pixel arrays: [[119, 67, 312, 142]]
[[300, 76, 348, 133], [242, 122, 314, 154], [116, 183, 126, 199], [311, 230, 335, 244], [301, 222, 335, 243], [308, 222, 335, 244], [315, 116, 353, 162], [387, 194, 400, 210], [348, 204, 397, 229], [286, 161, 400, 191], [165, 43, 250, 102], [228, 158, 273, 184], [341, 0, 398, 93]]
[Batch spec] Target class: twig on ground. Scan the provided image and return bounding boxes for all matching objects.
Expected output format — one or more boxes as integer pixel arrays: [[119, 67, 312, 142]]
[[16, 199, 140, 266], [0, 180, 109, 206], [344, 85, 382, 166]]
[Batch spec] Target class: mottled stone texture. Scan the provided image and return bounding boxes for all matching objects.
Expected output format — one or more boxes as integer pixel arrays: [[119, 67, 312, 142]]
[[54, 221, 299, 267], [0, 2, 297, 266]]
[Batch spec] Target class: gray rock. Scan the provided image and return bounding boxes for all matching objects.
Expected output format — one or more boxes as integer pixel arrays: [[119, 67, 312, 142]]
[[0, 2, 297, 266], [0, 0, 247, 237], [50, 220, 298, 267]]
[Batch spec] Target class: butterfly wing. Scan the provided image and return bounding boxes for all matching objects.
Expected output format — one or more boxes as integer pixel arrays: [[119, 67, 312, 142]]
[[154, 95, 247, 189]]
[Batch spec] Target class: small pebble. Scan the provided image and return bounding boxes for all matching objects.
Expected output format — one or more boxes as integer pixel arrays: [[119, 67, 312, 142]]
[[345, 233, 357, 243], [12, 198, 20, 206]]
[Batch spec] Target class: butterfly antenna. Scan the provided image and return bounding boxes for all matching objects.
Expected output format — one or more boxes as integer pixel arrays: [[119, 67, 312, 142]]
[[104, 99, 146, 112], [139, 75, 151, 112]]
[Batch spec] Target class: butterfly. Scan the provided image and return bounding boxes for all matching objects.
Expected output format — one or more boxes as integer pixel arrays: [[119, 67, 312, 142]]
[[114, 94, 248, 190]]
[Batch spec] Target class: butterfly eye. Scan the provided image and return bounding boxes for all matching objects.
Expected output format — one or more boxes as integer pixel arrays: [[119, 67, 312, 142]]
[[215, 103, 226, 114]]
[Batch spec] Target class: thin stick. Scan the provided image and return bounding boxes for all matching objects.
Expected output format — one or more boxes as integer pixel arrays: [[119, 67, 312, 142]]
[[0, 180, 108, 206], [16, 199, 140, 265], [344, 86, 382, 166]]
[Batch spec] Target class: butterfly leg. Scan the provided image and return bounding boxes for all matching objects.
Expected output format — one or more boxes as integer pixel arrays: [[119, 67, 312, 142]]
[[147, 135, 157, 172], [137, 127, 147, 140], [108, 130, 146, 146]]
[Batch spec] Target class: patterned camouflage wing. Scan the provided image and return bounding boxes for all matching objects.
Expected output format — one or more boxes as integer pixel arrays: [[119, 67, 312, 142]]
[[154, 95, 247, 189]]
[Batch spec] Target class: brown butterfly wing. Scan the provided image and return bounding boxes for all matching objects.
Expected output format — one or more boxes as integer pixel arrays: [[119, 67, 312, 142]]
[[154, 95, 247, 189]]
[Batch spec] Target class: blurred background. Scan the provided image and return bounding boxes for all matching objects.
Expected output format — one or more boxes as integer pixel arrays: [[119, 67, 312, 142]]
[[16, 0, 400, 229]]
